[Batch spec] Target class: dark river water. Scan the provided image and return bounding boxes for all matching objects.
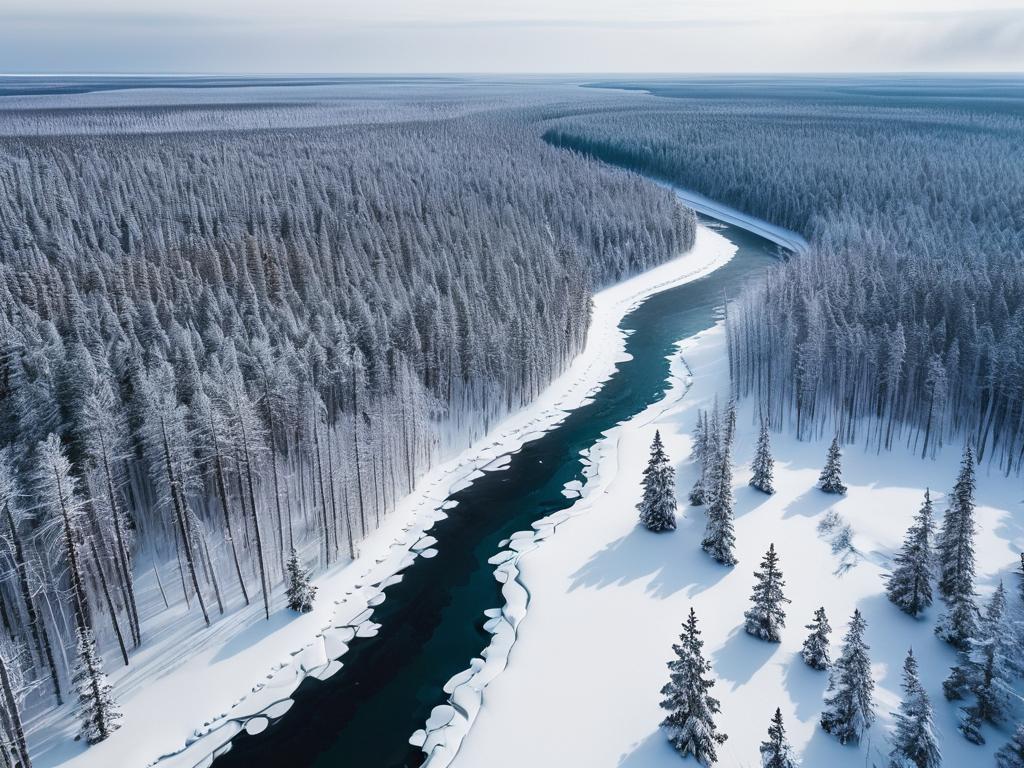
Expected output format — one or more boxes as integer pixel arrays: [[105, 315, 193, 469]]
[[209, 217, 780, 768]]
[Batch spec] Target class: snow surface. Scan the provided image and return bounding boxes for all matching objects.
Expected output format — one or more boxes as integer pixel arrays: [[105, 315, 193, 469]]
[[29, 223, 736, 768], [451, 323, 1023, 768]]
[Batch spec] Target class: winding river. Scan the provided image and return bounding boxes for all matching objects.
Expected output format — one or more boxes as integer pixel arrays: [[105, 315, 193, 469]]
[[209, 212, 784, 768]]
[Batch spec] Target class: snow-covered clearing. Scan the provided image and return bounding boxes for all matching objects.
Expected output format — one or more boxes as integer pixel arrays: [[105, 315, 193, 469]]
[[452, 323, 1023, 768], [28, 223, 737, 768]]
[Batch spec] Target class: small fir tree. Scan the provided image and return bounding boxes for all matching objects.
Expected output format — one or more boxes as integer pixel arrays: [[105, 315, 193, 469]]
[[702, 441, 737, 566], [885, 490, 935, 617], [888, 648, 941, 768], [744, 544, 791, 642], [749, 418, 775, 494], [760, 708, 798, 768], [934, 590, 978, 650], [821, 609, 875, 745], [660, 608, 728, 765], [818, 435, 847, 494], [73, 627, 121, 743], [638, 431, 677, 532], [801, 607, 832, 671], [285, 548, 317, 613], [996, 724, 1024, 768]]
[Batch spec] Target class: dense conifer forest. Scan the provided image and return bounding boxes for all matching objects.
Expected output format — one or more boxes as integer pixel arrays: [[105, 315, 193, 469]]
[[0, 88, 695, 727], [544, 86, 1024, 471]]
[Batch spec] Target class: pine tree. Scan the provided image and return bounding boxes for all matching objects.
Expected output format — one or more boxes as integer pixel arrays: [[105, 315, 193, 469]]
[[952, 583, 1019, 744], [760, 708, 798, 768], [937, 445, 976, 602], [934, 590, 978, 650], [702, 441, 737, 565], [821, 609, 875, 744], [285, 548, 317, 613], [660, 608, 728, 765], [817, 436, 846, 494], [638, 431, 677, 532], [801, 607, 832, 670], [744, 544, 791, 642], [72, 627, 121, 744], [996, 724, 1024, 768], [749, 418, 775, 494], [888, 648, 941, 768], [885, 490, 935, 617]]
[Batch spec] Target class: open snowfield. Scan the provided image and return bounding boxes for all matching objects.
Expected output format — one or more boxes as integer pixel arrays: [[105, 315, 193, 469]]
[[452, 323, 1023, 768], [26, 224, 737, 768]]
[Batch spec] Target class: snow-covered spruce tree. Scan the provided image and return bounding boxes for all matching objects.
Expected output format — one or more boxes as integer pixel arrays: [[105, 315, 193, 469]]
[[749, 418, 775, 494], [951, 583, 1020, 744], [72, 627, 121, 743], [885, 490, 935, 617], [937, 445, 976, 602], [285, 548, 317, 613], [638, 430, 677, 532], [689, 412, 710, 506], [821, 609, 875, 745], [801, 607, 832, 670], [760, 708, 798, 768], [660, 608, 728, 765], [888, 648, 941, 768], [1017, 553, 1023, 608], [997, 724, 1024, 768], [935, 591, 978, 651], [744, 544, 791, 642], [817, 435, 847, 495], [702, 440, 737, 566]]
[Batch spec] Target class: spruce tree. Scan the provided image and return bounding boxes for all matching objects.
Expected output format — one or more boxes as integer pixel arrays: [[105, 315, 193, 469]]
[[72, 627, 121, 743], [801, 607, 832, 671], [285, 548, 317, 613], [885, 490, 935, 617], [888, 648, 941, 768], [937, 445, 976, 602], [702, 441, 737, 565], [996, 724, 1024, 768], [660, 608, 728, 765], [821, 609, 875, 745], [638, 431, 677, 532], [953, 583, 1018, 744], [818, 435, 847, 494], [690, 412, 710, 506], [749, 418, 775, 494], [760, 708, 798, 768], [744, 544, 791, 642], [1017, 553, 1023, 608]]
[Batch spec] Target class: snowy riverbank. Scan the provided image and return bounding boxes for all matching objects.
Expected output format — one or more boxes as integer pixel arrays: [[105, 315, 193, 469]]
[[28, 223, 737, 768], [450, 323, 1023, 767]]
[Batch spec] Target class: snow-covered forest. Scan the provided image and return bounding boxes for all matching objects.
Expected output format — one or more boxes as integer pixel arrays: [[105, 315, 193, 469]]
[[0, 87, 695, 758], [544, 90, 1024, 470]]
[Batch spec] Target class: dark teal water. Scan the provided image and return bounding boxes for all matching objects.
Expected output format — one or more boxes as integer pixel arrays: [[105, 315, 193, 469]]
[[210, 219, 779, 768]]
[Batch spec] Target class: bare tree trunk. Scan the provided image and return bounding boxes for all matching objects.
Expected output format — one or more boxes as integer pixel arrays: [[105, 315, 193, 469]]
[[0, 656, 30, 768], [238, 412, 270, 620], [160, 417, 210, 626], [210, 417, 249, 606], [86, 538, 129, 666], [101, 449, 140, 646], [4, 504, 61, 704]]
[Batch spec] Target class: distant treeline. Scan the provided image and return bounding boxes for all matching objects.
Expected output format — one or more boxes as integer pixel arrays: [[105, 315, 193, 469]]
[[545, 97, 1024, 470], [0, 99, 694, 721]]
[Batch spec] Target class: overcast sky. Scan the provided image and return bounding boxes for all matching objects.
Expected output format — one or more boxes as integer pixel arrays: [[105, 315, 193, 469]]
[[3, 0, 1022, 74]]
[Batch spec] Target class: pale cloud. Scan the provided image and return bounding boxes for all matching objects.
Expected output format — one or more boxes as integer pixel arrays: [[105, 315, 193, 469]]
[[1, 1, 1021, 73]]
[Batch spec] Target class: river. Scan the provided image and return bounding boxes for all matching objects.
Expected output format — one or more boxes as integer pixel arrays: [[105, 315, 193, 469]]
[[208, 214, 783, 768]]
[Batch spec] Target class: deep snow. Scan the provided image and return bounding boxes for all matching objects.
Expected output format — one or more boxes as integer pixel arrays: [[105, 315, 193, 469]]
[[27, 223, 736, 768], [451, 323, 1023, 768]]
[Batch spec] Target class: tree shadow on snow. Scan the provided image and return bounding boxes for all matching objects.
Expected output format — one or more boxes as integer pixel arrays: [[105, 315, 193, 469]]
[[711, 626, 777, 691], [616, 729, 679, 768], [781, 487, 837, 520], [782, 651, 829, 721], [568, 519, 729, 600], [211, 609, 299, 663]]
